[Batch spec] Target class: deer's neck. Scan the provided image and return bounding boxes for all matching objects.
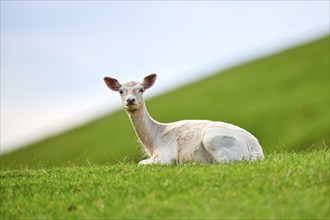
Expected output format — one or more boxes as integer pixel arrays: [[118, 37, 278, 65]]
[[126, 104, 166, 156]]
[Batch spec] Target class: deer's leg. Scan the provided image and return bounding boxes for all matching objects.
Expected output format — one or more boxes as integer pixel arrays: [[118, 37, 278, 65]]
[[138, 153, 176, 165], [138, 158, 155, 165], [138, 155, 160, 165]]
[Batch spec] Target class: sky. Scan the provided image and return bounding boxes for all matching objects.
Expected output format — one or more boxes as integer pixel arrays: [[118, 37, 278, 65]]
[[1, 1, 329, 154]]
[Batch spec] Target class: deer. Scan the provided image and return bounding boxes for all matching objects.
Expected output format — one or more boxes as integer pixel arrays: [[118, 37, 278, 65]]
[[104, 74, 264, 165]]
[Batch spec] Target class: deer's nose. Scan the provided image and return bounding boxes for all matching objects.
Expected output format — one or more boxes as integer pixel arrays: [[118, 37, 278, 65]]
[[126, 97, 136, 105]]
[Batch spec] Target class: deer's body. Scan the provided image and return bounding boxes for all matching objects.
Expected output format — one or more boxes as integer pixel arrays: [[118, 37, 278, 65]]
[[104, 74, 264, 165]]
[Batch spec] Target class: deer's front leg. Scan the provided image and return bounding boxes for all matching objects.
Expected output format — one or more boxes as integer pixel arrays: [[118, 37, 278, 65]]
[[138, 154, 176, 165], [138, 158, 155, 165], [138, 155, 161, 166]]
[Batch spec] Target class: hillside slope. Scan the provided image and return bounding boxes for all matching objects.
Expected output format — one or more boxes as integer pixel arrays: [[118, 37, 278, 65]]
[[2, 36, 329, 168], [1, 150, 329, 219]]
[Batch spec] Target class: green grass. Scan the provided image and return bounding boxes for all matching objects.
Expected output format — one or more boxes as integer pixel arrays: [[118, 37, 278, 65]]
[[1, 148, 329, 219], [1, 36, 329, 169]]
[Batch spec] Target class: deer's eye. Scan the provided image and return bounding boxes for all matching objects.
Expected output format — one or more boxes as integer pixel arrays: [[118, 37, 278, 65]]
[[119, 89, 124, 94], [139, 88, 144, 93]]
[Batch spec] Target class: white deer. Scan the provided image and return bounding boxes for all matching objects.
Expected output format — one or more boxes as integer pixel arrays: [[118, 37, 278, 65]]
[[104, 74, 264, 165]]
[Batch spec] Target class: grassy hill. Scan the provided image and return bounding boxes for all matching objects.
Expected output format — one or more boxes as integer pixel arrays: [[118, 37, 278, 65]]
[[1, 149, 329, 219], [1, 36, 329, 169]]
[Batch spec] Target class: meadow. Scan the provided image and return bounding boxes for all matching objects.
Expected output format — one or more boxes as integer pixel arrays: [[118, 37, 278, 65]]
[[1, 148, 329, 219], [1, 36, 329, 219]]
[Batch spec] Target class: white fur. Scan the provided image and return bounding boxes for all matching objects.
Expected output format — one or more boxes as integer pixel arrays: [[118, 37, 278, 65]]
[[104, 74, 264, 165]]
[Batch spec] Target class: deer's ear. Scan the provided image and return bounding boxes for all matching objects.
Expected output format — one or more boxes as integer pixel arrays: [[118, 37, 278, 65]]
[[142, 74, 157, 90], [104, 77, 122, 91]]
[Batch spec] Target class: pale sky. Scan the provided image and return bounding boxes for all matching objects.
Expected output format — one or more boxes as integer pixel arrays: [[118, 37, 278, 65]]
[[1, 1, 329, 153]]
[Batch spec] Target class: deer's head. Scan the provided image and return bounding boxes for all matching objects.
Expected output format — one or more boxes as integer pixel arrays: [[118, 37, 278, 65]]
[[104, 74, 157, 111]]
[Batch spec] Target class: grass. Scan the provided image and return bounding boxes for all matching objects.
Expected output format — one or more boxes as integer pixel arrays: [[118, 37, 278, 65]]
[[1, 148, 329, 219], [1, 36, 329, 169]]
